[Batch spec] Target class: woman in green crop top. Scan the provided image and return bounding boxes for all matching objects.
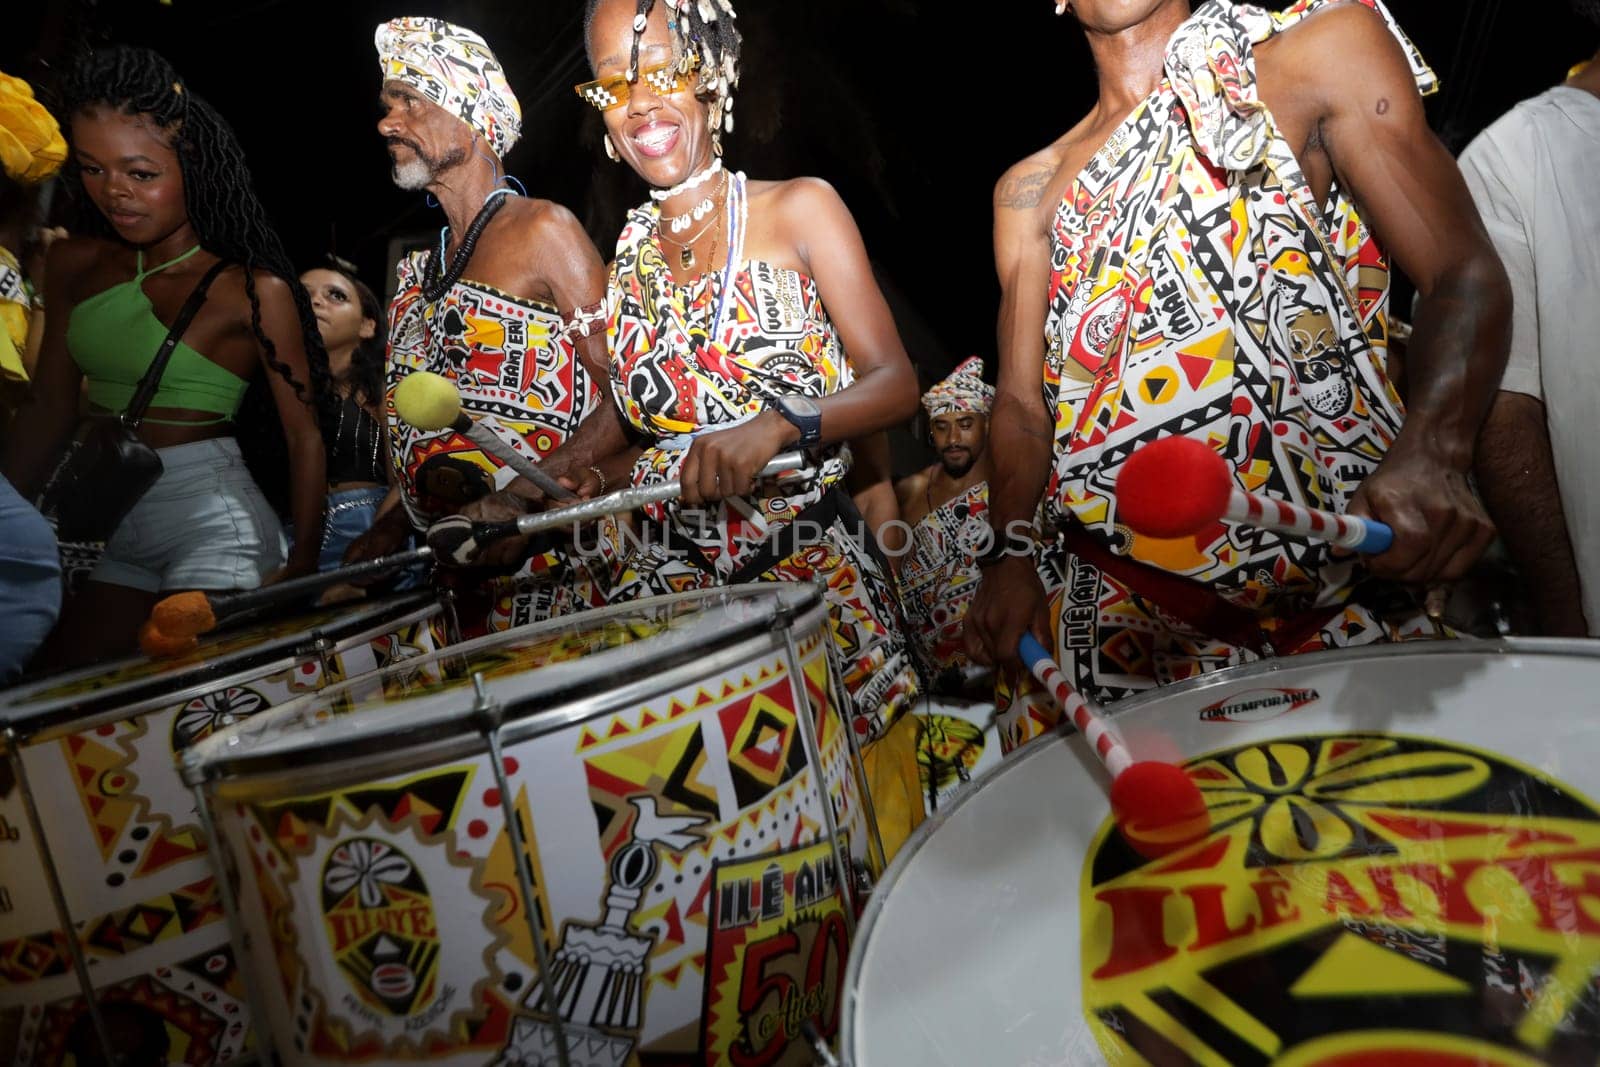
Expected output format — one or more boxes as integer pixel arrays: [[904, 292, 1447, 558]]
[[2, 47, 328, 669]]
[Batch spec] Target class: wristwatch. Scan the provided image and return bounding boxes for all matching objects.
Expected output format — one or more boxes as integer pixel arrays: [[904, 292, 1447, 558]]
[[770, 394, 823, 449]]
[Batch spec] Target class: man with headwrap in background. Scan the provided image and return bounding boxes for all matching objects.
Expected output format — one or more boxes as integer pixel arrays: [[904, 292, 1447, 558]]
[[346, 16, 630, 629], [895, 357, 999, 691]]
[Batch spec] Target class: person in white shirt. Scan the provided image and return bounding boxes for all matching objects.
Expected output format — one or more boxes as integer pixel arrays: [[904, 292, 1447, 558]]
[[1460, 0, 1600, 636]]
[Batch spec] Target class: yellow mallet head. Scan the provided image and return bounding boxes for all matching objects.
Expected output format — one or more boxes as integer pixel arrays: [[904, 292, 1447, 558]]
[[393, 371, 462, 431]]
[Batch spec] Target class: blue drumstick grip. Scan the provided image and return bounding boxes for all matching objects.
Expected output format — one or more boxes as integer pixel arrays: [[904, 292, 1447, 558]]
[[1352, 517, 1394, 555], [1019, 633, 1051, 671]]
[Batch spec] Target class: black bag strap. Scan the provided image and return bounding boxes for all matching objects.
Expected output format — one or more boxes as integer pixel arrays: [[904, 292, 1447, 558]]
[[122, 258, 232, 429]]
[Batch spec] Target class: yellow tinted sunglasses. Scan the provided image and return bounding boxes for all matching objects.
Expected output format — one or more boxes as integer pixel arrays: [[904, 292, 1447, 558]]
[[574, 54, 701, 112]]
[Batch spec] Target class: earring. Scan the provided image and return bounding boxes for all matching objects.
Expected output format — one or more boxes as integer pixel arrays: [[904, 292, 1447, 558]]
[[604, 133, 620, 162]]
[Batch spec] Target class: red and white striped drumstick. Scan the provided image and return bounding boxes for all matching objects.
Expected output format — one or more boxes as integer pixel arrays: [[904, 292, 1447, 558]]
[[1116, 436, 1394, 553], [1020, 634, 1133, 777], [1019, 634, 1209, 857]]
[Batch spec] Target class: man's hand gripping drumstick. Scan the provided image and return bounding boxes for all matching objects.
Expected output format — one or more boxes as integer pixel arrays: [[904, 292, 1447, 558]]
[[1115, 436, 1452, 628], [392, 371, 576, 502]]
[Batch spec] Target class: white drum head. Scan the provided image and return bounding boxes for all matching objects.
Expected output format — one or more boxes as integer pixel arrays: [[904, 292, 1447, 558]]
[[847, 641, 1600, 1066]]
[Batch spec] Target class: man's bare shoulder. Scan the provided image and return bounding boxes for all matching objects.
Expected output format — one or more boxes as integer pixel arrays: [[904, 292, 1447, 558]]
[[894, 466, 934, 517], [478, 196, 601, 299], [994, 110, 1104, 223], [497, 196, 585, 243], [1257, 2, 1414, 93], [995, 146, 1066, 213]]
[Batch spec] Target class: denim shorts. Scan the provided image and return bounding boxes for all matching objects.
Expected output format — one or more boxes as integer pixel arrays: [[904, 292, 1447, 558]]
[[92, 438, 285, 593], [0, 472, 61, 679], [318, 485, 388, 572]]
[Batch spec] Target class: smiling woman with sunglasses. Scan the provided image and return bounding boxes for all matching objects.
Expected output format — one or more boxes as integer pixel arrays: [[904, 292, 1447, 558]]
[[579, 0, 924, 746]]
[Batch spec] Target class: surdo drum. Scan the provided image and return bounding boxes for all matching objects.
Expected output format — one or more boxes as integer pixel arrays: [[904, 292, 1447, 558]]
[[845, 640, 1600, 1067], [0, 592, 448, 1065], [186, 584, 877, 1066]]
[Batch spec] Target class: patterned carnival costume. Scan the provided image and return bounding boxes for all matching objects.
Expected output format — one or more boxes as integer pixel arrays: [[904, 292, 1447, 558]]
[[999, 0, 1442, 752], [896, 358, 997, 684], [378, 19, 612, 629], [605, 171, 920, 743]]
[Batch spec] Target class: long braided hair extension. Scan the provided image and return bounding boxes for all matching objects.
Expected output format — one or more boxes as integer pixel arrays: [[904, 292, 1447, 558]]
[[584, 0, 743, 148], [58, 45, 333, 514]]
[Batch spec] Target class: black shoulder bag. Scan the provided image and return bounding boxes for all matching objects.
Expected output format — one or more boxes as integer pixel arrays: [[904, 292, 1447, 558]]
[[39, 259, 231, 543]]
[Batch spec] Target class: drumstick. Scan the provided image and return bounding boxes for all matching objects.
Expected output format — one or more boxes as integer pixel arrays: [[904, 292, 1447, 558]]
[[150, 548, 433, 640], [393, 370, 576, 502], [422, 451, 808, 566], [1018, 633, 1210, 858], [1116, 436, 1393, 553]]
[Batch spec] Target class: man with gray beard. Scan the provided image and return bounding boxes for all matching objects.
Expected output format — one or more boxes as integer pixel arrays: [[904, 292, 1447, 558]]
[[345, 17, 628, 628]]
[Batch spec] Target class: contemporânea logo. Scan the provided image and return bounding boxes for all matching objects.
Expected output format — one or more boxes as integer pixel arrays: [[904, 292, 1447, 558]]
[[1199, 688, 1320, 723]]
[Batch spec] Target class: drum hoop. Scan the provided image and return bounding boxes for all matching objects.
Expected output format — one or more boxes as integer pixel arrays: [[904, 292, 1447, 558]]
[[203, 721, 492, 803], [839, 636, 1600, 1058], [414, 582, 827, 683], [0, 591, 440, 734], [1104, 635, 1600, 720], [186, 585, 829, 784]]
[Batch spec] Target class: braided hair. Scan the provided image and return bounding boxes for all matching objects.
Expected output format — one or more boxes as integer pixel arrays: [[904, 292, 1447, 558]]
[[584, 0, 743, 149], [1574, 0, 1600, 32], [58, 45, 332, 512]]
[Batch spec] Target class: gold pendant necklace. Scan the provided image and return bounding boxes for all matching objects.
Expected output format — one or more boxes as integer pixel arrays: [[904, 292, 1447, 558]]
[[668, 200, 722, 270]]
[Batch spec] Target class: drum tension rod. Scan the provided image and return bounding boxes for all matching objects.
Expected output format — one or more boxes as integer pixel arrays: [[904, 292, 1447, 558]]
[[802, 1020, 842, 1067], [469, 672, 502, 728], [468, 672, 573, 1067]]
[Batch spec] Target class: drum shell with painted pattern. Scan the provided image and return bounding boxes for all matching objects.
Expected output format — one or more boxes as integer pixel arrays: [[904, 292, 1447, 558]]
[[845, 641, 1600, 1066], [190, 584, 872, 1066], [0, 593, 446, 1065]]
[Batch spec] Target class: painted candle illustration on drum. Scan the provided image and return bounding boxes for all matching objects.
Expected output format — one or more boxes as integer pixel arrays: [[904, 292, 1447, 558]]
[[1080, 733, 1600, 1064], [496, 797, 710, 1066]]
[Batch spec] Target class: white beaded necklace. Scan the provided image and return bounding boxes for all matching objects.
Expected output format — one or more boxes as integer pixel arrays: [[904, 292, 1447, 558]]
[[662, 171, 726, 237], [649, 157, 722, 202]]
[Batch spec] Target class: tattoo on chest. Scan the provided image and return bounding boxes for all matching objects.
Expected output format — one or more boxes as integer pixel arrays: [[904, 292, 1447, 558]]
[[998, 169, 1053, 210]]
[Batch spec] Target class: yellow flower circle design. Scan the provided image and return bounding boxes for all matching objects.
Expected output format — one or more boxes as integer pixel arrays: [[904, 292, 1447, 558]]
[[1186, 736, 1491, 863]]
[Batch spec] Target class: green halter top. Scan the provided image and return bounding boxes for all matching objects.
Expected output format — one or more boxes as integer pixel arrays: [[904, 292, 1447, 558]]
[[67, 245, 249, 425]]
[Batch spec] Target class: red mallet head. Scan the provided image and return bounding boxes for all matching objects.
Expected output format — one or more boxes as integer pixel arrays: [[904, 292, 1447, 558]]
[[1116, 436, 1232, 539], [1110, 760, 1211, 858], [150, 591, 217, 639]]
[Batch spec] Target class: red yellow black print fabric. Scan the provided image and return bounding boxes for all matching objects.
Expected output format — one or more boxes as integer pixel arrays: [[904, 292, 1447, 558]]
[[1021, 0, 1439, 710]]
